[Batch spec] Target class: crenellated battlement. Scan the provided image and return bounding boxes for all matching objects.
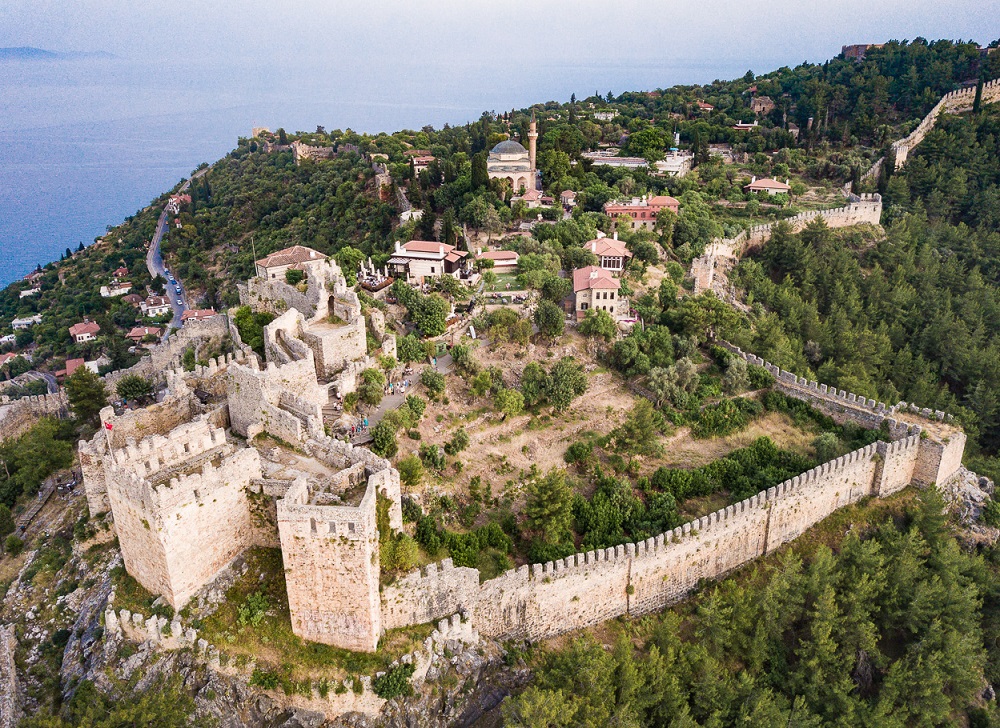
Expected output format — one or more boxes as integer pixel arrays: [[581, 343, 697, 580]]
[[718, 341, 955, 431]]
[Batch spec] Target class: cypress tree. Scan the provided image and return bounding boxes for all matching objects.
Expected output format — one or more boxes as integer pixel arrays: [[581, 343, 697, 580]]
[[973, 76, 984, 114]]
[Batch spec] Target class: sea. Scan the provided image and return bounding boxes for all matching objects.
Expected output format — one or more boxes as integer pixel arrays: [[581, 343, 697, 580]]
[[0, 55, 780, 287]]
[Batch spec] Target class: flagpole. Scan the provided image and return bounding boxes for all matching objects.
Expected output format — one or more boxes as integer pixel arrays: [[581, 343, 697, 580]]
[[104, 421, 117, 466]]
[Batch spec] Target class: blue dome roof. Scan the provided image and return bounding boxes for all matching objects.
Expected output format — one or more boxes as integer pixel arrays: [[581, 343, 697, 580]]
[[491, 139, 528, 155]]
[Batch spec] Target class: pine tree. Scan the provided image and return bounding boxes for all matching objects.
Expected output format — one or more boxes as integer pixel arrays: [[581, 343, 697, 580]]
[[524, 469, 573, 546], [973, 76, 984, 114]]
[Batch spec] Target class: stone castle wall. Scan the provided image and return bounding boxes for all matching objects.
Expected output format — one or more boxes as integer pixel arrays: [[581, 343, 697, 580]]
[[691, 195, 882, 294], [0, 391, 68, 443], [103, 315, 231, 393], [383, 430, 951, 643]]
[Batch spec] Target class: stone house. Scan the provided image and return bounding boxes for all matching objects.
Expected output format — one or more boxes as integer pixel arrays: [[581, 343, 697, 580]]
[[255, 245, 327, 280], [604, 195, 680, 231], [573, 266, 627, 321]]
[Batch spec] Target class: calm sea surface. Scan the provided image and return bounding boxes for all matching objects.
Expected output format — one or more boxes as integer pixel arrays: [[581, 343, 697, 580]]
[[0, 56, 765, 286]]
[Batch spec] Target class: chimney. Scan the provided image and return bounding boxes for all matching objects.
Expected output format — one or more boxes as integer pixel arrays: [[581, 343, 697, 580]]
[[395, 241, 401, 252], [596, 231, 606, 239], [590, 269, 598, 280], [613, 231, 618, 241], [439, 244, 444, 255], [751, 176, 756, 183]]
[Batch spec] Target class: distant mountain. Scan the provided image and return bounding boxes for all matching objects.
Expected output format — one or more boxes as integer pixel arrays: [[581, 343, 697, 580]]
[[0, 46, 116, 61]]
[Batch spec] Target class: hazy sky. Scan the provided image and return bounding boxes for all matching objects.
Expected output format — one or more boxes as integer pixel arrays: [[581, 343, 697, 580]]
[[3, 1, 999, 72]]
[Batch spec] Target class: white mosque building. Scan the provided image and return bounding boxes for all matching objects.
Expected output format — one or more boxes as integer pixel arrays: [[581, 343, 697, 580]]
[[487, 116, 538, 192]]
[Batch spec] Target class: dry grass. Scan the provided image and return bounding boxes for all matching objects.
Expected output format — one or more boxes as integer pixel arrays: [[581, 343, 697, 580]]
[[656, 412, 817, 470]]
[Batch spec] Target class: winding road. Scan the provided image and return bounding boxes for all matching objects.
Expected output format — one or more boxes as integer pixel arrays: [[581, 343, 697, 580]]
[[145, 169, 208, 331]]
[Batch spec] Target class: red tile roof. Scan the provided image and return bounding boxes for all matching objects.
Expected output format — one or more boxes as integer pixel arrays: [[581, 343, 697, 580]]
[[648, 195, 680, 207], [69, 321, 101, 337], [744, 178, 791, 191], [64, 358, 86, 376], [127, 326, 163, 340], [476, 250, 519, 262], [402, 241, 455, 255], [584, 237, 632, 259], [256, 245, 326, 269], [181, 308, 217, 322], [573, 266, 620, 292]]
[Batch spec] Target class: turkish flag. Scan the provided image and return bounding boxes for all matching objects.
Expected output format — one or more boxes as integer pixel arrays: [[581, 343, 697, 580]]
[[104, 422, 113, 431]]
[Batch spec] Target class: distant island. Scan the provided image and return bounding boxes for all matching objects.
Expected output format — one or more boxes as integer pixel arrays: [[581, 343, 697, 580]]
[[0, 46, 116, 61]]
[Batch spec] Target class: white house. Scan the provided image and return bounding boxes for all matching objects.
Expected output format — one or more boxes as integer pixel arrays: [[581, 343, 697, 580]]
[[475, 249, 520, 275], [69, 320, 101, 343], [19, 287, 40, 299], [583, 234, 632, 273], [141, 296, 172, 317], [387, 240, 472, 284], [100, 281, 133, 298], [11, 314, 42, 330]]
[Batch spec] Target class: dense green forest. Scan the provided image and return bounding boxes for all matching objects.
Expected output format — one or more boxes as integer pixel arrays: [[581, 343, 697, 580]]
[[505, 491, 1000, 727], [726, 103, 1000, 464]]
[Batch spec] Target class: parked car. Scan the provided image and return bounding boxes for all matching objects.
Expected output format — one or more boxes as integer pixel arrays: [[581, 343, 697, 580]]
[[175, 286, 182, 294]]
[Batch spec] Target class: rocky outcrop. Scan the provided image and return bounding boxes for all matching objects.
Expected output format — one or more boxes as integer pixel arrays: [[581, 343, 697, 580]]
[[943, 467, 1000, 547]]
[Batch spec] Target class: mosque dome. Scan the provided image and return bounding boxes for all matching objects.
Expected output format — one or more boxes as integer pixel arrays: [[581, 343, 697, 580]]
[[490, 139, 528, 155]]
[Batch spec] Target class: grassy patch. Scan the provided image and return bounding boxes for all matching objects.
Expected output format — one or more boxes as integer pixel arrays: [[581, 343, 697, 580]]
[[196, 548, 432, 681]]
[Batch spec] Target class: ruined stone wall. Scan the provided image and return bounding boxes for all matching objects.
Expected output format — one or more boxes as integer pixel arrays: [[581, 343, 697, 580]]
[[913, 431, 967, 487], [227, 356, 323, 442], [277, 478, 381, 652], [718, 342, 957, 432], [103, 315, 231, 392], [0, 391, 68, 443], [303, 434, 402, 530], [380, 559, 480, 631]]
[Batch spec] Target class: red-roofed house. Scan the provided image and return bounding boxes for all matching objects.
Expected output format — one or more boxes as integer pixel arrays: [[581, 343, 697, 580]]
[[255, 245, 327, 279], [560, 190, 577, 208], [387, 240, 472, 284], [127, 326, 163, 343], [64, 358, 86, 377], [604, 195, 680, 231], [69, 320, 101, 343], [0, 352, 23, 368], [475, 249, 519, 274], [512, 189, 543, 209], [744, 177, 792, 195], [412, 155, 436, 174], [181, 308, 217, 323], [583, 234, 633, 273], [113, 266, 129, 278], [573, 266, 627, 321], [140, 296, 172, 317], [696, 101, 714, 112]]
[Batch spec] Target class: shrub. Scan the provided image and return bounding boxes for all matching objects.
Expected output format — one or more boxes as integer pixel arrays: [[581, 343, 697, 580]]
[[370, 421, 398, 458], [421, 367, 446, 400], [4, 534, 24, 556], [285, 268, 305, 285], [564, 441, 595, 468], [249, 669, 280, 690], [237, 591, 269, 628], [397, 455, 424, 487], [690, 398, 764, 439], [444, 428, 470, 455], [372, 663, 415, 699], [419, 444, 446, 471]]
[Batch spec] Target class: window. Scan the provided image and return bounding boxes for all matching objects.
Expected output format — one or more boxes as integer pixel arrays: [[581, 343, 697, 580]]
[[430, 266, 435, 274]]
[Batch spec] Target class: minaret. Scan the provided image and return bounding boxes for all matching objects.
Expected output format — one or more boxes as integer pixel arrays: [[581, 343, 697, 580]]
[[528, 113, 538, 172]]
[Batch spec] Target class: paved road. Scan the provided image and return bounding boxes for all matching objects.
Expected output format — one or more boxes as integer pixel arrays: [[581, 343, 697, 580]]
[[144, 169, 208, 331]]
